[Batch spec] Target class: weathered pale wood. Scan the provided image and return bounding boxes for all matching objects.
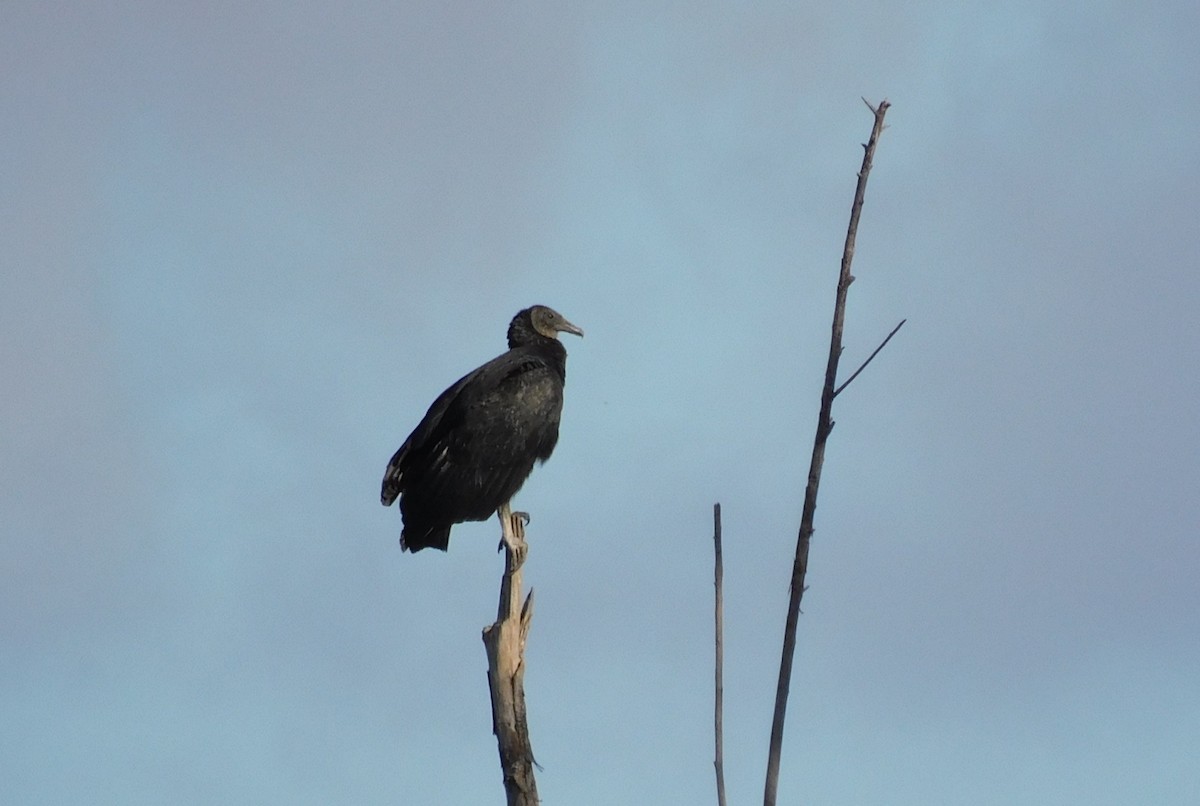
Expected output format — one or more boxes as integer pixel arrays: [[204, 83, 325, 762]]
[[482, 503, 538, 806]]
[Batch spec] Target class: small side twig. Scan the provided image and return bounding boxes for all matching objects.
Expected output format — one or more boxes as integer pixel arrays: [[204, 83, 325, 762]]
[[833, 319, 906, 397], [713, 503, 727, 806]]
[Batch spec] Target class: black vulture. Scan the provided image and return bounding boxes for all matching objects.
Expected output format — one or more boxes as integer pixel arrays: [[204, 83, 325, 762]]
[[381, 305, 583, 553]]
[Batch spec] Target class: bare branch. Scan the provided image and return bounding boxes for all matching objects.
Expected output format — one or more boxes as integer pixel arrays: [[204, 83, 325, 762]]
[[713, 503, 728, 806], [482, 508, 539, 806], [833, 319, 906, 398], [763, 98, 891, 806]]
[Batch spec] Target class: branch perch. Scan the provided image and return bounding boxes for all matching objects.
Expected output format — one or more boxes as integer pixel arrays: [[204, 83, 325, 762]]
[[763, 99, 892, 806], [482, 505, 539, 806]]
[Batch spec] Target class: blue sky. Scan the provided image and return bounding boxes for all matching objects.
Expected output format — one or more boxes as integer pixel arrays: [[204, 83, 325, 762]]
[[3, 2, 1199, 804]]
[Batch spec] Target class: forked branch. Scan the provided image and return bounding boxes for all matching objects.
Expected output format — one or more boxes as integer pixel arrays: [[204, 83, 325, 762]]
[[763, 99, 893, 806]]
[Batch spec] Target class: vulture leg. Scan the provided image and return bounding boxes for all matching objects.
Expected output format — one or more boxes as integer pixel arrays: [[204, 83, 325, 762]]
[[498, 501, 529, 569]]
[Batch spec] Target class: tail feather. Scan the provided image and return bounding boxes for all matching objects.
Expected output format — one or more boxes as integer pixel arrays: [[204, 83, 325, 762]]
[[401, 523, 452, 552]]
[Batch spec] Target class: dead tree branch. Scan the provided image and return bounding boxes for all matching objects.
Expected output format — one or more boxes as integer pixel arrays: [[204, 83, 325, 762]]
[[482, 509, 539, 806], [713, 503, 728, 806], [833, 318, 906, 398], [763, 98, 892, 806]]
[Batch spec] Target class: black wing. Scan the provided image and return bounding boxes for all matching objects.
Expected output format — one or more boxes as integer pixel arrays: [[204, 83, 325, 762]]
[[380, 345, 563, 507]]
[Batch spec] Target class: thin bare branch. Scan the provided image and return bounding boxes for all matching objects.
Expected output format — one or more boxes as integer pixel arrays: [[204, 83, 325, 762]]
[[763, 99, 891, 806], [713, 503, 728, 806], [833, 319, 906, 398]]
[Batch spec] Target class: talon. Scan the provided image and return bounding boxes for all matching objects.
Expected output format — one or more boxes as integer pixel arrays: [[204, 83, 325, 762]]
[[501, 527, 528, 570], [496, 502, 530, 567], [509, 512, 528, 542]]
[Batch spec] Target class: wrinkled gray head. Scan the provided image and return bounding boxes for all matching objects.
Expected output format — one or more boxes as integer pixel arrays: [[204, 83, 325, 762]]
[[508, 305, 584, 347]]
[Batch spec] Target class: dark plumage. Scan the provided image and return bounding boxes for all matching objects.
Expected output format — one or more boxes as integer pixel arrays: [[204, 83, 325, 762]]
[[381, 305, 583, 552]]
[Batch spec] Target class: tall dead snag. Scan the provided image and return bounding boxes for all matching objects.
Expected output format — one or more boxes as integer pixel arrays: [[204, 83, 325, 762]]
[[482, 508, 539, 806], [762, 99, 899, 806]]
